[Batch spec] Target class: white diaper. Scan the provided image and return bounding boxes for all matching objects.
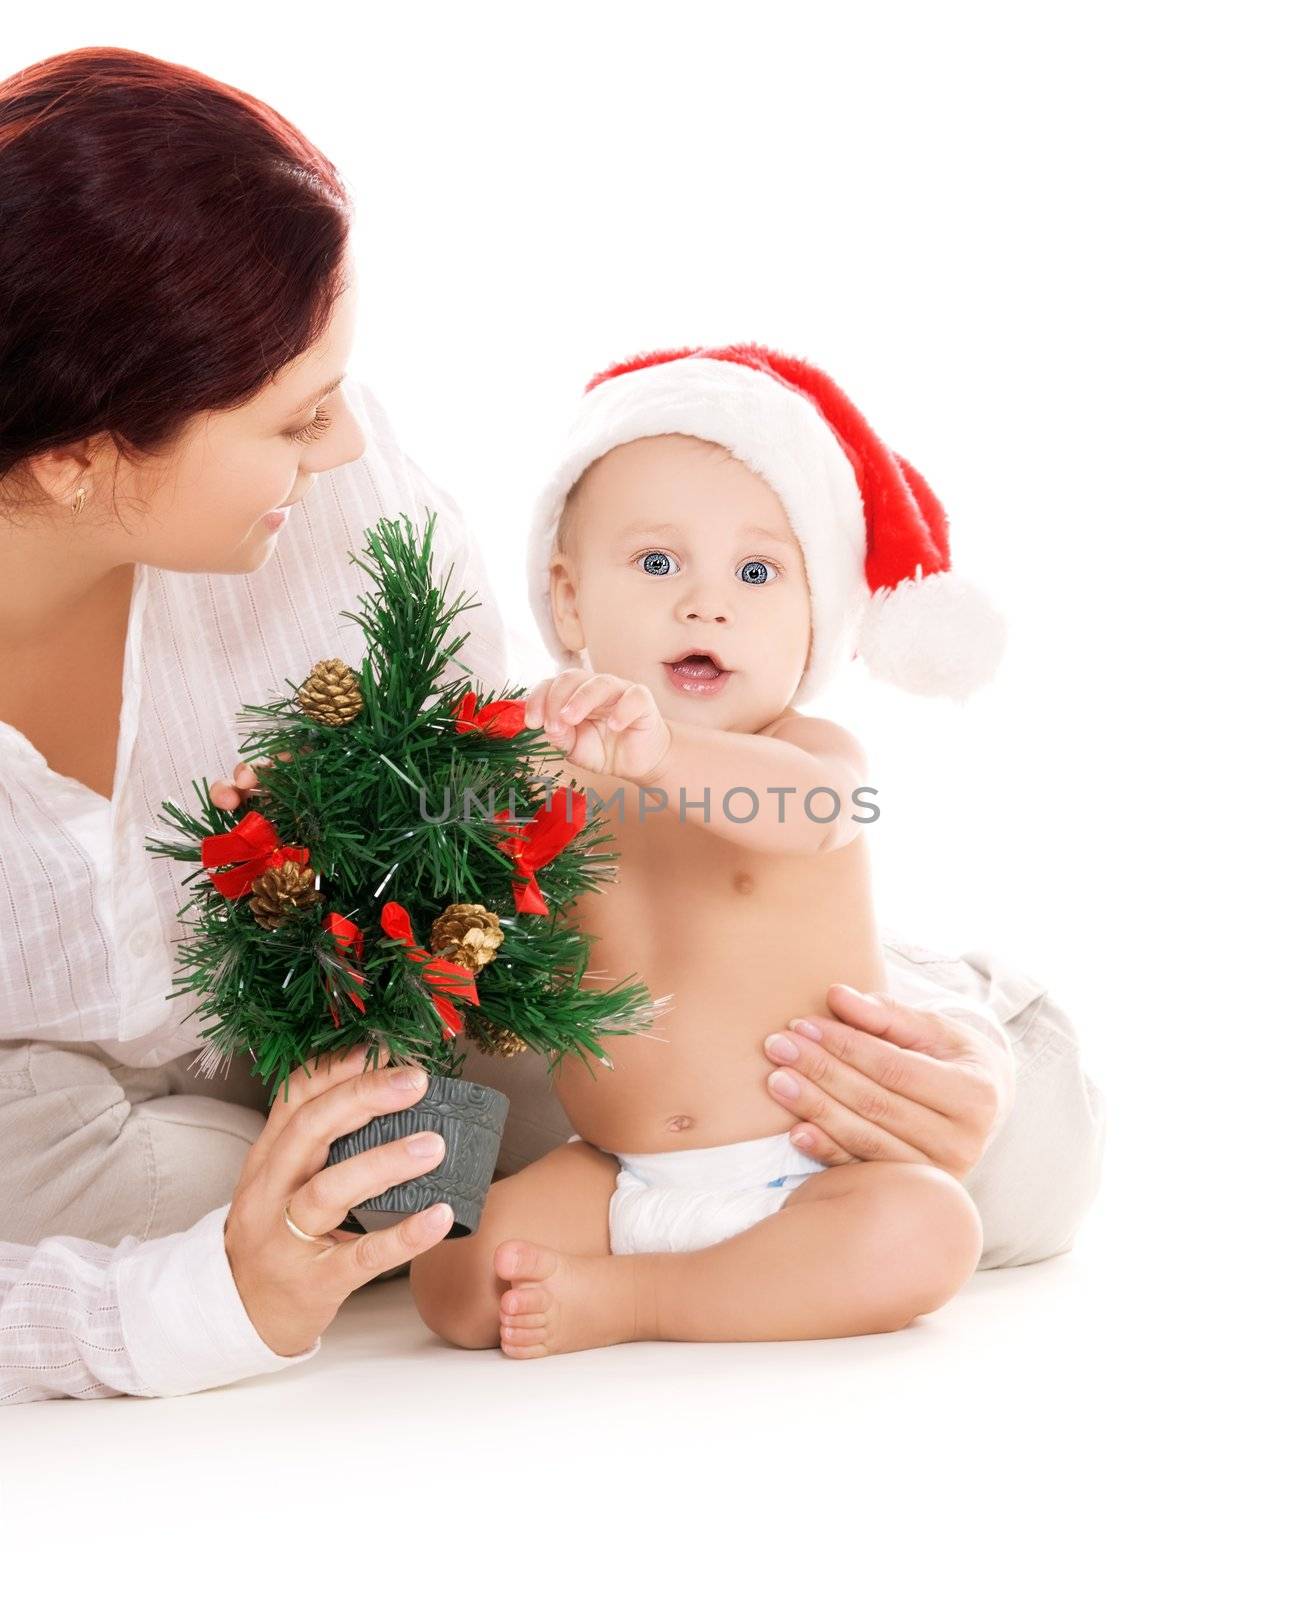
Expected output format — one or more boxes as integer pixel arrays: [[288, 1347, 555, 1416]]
[[569, 1131, 828, 1254]]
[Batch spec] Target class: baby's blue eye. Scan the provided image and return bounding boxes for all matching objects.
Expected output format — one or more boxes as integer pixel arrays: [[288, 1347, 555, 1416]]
[[638, 550, 676, 576], [740, 559, 776, 585]]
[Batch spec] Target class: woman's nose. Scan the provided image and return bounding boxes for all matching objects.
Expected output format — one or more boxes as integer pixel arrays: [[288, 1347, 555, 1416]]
[[308, 402, 368, 474]]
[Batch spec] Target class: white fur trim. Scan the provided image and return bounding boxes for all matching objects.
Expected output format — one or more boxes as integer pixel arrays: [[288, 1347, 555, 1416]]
[[527, 358, 865, 705], [857, 571, 1007, 700]]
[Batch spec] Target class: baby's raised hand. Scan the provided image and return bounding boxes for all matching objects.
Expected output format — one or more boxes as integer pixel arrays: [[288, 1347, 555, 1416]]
[[523, 669, 671, 785]]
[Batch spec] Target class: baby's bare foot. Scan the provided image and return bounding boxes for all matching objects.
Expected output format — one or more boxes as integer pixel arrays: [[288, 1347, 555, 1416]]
[[493, 1239, 647, 1359]]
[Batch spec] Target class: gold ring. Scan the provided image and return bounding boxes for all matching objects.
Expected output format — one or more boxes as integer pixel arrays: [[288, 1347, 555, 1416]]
[[283, 1201, 325, 1243]]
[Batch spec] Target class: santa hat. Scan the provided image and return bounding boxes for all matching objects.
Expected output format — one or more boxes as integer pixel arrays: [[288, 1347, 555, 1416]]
[[527, 342, 1005, 704]]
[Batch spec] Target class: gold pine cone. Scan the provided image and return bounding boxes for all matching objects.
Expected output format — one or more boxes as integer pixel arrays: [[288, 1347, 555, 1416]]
[[296, 658, 364, 727], [248, 860, 322, 930], [430, 903, 504, 973], [466, 1011, 529, 1058]]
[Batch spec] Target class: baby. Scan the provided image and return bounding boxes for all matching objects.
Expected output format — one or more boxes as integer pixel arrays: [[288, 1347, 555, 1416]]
[[411, 343, 1005, 1357]]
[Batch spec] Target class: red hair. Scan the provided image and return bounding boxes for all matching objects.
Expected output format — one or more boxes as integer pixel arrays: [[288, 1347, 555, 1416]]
[[0, 46, 351, 500]]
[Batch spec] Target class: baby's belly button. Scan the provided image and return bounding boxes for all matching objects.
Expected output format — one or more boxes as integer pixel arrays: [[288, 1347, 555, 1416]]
[[664, 1113, 696, 1133]]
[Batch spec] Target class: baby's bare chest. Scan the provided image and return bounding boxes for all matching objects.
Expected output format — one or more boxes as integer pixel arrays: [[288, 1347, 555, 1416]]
[[548, 761, 882, 1148], [564, 762, 876, 1001]]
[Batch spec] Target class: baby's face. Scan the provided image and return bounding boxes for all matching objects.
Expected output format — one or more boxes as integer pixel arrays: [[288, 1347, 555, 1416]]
[[548, 435, 812, 733]]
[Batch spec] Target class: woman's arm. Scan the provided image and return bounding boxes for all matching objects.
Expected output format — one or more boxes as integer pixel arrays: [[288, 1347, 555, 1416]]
[[2, 1048, 459, 1404], [0, 1205, 316, 1404]]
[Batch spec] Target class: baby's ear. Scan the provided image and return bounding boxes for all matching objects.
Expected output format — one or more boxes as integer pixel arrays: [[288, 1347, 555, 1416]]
[[547, 558, 586, 654]]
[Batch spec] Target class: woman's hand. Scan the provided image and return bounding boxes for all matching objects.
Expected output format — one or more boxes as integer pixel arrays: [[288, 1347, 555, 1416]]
[[523, 669, 672, 784], [762, 985, 1016, 1180], [223, 1044, 455, 1357], [209, 755, 287, 812]]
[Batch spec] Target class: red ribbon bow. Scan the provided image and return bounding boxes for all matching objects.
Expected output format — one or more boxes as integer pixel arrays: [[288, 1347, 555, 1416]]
[[323, 912, 367, 1027], [201, 811, 310, 900], [493, 785, 587, 915], [379, 901, 479, 1039], [452, 689, 528, 739]]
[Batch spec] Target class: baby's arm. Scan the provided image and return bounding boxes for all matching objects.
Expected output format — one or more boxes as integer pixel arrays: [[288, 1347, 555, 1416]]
[[525, 668, 869, 854], [635, 713, 872, 855], [409, 1139, 619, 1350]]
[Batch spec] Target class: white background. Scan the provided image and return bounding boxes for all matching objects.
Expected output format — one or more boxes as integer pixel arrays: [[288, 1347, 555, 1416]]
[[2, 4, 1286, 1592]]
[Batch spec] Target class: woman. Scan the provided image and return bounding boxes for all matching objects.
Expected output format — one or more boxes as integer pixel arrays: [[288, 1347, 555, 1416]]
[[0, 47, 1102, 1402]]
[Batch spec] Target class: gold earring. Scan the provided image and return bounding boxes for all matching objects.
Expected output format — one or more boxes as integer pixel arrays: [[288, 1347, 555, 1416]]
[[71, 485, 88, 516]]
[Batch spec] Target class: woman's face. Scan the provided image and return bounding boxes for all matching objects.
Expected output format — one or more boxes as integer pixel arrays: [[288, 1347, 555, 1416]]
[[37, 251, 367, 576]]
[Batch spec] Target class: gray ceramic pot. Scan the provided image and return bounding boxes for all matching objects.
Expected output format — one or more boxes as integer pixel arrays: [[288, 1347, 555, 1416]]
[[325, 1076, 509, 1238]]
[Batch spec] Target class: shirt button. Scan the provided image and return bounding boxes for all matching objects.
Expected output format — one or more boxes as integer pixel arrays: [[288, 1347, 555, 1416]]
[[130, 929, 151, 958]]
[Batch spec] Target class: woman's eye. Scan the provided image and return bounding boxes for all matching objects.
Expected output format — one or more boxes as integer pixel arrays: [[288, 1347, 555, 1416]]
[[636, 550, 677, 576], [739, 558, 778, 585], [288, 406, 332, 444]]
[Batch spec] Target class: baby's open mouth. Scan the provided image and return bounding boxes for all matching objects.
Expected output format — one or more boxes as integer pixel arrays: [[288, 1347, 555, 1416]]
[[663, 653, 734, 695]]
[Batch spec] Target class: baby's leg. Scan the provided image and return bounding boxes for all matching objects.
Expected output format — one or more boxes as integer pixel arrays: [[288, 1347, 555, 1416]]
[[494, 1160, 982, 1357], [410, 1138, 619, 1349]]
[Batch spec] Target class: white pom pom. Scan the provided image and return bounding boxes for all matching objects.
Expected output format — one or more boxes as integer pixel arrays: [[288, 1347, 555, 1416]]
[[857, 571, 1007, 700]]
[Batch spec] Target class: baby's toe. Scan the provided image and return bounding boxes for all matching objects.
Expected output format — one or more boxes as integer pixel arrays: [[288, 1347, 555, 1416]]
[[499, 1324, 548, 1348], [500, 1308, 547, 1329], [501, 1285, 549, 1317], [494, 1238, 558, 1284]]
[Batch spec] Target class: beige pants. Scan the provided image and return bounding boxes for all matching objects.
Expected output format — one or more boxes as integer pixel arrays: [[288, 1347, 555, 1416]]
[[0, 940, 1105, 1269], [0, 1040, 268, 1248]]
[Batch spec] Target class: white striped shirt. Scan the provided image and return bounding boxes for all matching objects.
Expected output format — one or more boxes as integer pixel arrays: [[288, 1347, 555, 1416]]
[[0, 1204, 309, 1402], [0, 380, 508, 1401]]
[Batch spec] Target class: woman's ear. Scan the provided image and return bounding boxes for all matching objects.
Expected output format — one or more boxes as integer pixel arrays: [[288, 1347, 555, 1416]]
[[19, 440, 98, 511], [548, 556, 586, 654]]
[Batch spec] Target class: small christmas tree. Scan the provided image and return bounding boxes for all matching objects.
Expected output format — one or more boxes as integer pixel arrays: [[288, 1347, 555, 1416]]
[[147, 511, 663, 1230]]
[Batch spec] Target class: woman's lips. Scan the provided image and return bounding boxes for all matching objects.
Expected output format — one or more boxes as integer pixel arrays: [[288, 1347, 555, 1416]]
[[663, 656, 734, 697]]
